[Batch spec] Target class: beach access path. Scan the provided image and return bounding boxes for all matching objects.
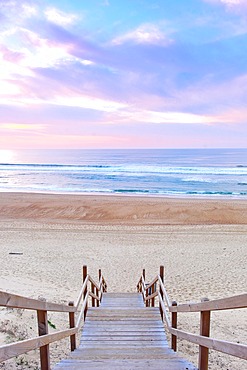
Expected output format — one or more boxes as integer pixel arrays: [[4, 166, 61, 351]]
[[54, 293, 197, 369]]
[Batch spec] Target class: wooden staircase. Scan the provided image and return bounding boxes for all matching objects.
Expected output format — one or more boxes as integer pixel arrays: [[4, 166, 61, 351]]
[[1, 266, 246, 370], [54, 293, 197, 369]]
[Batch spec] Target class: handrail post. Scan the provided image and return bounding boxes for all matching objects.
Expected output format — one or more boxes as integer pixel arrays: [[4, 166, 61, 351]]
[[37, 309, 50, 370], [96, 285, 100, 307], [145, 284, 149, 307], [159, 266, 164, 320], [83, 265, 88, 320], [91, 282, 95, 307], [99, 269, 102, 302], [151, 283, 155, 307], [69, 301, 76, 351], [171, 301, 177, 352], [199, 298, 210, 370], [142, 269, 149, 307]]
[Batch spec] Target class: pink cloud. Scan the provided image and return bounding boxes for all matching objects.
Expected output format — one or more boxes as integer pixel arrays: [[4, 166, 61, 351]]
[[0, 45, 24, 63]]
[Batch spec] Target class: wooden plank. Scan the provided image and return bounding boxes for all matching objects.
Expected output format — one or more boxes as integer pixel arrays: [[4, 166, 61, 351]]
[[169, 293, 247, 313], [37, 310, 50, 370], [0, 291, 76, 312], [53, 292, 197, 370], [74, 275, 89, 308], [198, 298, 210, 370], [70, 347, 176, 359], [84, 321, 164, 325], [69, 301, 76, 351], [158, 275, 171, 308], [53, 358, 197, 369], [0, 328, 77, 362], [75, 291, 89, 328], [169, 327, 247, 360], [79, 343, 169, 348], [145, 275, 159, 290], [82, 329, 165, 333], [80, 336, 166, 341], [88, 275, 100, 291], [89, 291, 100, 302], [158, 292, 171, 328]]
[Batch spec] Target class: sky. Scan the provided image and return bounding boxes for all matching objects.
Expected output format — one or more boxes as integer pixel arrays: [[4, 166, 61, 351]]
[[0, 0, 247, 149]]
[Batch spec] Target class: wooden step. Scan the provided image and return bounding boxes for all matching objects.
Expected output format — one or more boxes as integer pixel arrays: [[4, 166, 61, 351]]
[[54, 358, 197, 369], [53, 293, 197, 370]]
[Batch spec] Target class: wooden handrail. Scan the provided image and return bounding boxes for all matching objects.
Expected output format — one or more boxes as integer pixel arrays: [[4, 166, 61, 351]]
[[144, 291, 158, 301], [0, 328, 77, 362], [169, 293, 247, 313], [88, 275, 100, 292], [76, 291, 89, 328], [158, 292, 171, 328], [145, 275, 159, 290], [158, 275, 171, 308], [138, 266, 247, 370], [89, 291, 100, 301], [74, 275, 89, 309], [0, 291, 76, 312], [0, 266, 107, 369], [169, 327, 247, 360]]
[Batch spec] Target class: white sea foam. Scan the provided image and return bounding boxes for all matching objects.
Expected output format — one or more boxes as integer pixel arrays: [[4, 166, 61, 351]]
[[0, 149, 247, 197]]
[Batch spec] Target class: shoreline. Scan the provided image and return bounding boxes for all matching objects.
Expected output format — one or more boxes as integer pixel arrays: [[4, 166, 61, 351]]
[[0, 191, 247, 225], [1, 189, 247, 200]]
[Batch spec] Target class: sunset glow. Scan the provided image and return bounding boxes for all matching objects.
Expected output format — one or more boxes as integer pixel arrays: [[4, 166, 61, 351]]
[[0, 0, 247, 149]]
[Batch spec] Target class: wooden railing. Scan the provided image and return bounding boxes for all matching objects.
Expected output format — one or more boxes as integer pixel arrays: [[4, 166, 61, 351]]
[[0, 265, 107, 370], [137, 266, 247, 370]]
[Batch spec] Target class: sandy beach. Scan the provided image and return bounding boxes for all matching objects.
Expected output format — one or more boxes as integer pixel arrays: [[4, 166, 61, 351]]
[[0, 193, 246, 369]]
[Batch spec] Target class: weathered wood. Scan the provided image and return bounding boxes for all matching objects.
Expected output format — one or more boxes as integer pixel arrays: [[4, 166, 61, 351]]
[[91, 282, 95, 307], [171, 301, 177, 352], [82, 265, 88, 320], [96, 286, 100, 307], [70, 348, 177, 359], [54, 358, 197, 369], [144, 291, 158, 302], [69, 301, 76, 351], [159, 266, 164, 319], [80, 335, 166, 341], [99, 276, 103, 302], [158, 292, 171, 328], [151, 283, 155, 307], [198, 298, 210, 370], [88, 275, 100, 291], [76, 291, 89, 328], [169, 327, 247, 360], [145, 275, 159, 291], [158, 275, 171, 308], [0, 291, 76, 312], [74, 275, 89, 309], [89, 291, 100, 302], [54, 293, 197, 369], [169, 293, 247, 313], [0, 267, 108, 367], [37, 310, 50, 370], [0, 328, 77, 362]]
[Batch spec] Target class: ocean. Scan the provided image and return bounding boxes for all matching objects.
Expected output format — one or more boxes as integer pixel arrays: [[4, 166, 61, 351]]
[[0, 148, 247, 197]]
